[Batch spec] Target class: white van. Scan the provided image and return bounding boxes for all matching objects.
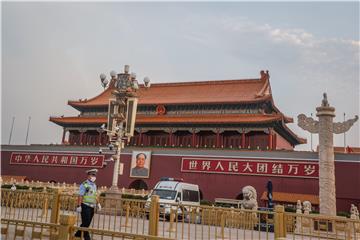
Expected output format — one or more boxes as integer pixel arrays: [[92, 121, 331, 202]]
[[146, 178, 200, 219]]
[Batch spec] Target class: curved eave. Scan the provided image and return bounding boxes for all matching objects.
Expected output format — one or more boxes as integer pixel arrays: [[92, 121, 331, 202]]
[[68, 87, 113, 110], [283, 123, 307, 144], [274, 121, 307, 146], [50, 114, 304, 145], [50, 113, 284, 127], [49, 116, 106, 127], [267, 97, 293, 123], [66, 76, 273, 108], [67, 95, 273, 108], [136, 113, 282, 124]]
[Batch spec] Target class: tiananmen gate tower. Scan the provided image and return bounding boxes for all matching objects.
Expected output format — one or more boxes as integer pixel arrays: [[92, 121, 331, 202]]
[[49, 70, 305, 150]]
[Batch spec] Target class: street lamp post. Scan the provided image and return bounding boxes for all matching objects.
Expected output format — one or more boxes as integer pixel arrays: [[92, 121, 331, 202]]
[[99, 65, 150, 191]]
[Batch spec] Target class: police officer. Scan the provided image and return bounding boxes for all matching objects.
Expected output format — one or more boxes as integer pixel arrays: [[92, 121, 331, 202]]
[[75, 169, 101, 240]]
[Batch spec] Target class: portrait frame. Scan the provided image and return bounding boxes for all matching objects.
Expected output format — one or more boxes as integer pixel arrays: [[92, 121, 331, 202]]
[[130, 151, 152, 178]]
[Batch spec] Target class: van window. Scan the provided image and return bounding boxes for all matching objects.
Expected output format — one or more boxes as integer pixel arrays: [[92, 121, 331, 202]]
[[182, 189, 199, 202], [153, 189, 177, 200]]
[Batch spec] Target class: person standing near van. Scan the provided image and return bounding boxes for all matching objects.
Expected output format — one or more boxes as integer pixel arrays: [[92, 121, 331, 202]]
[[266, 180, 273, 208], [75, 169, 101, 240]]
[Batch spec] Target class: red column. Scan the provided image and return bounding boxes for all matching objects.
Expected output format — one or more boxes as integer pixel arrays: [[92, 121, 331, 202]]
[[138, 129, 142, 146], [142, 134, 146, 146], [79, 131, 84, 145], [268, 128, 273, 150], [85, 132, 89, 145], [216, 129, 220, 148], [221, 133, 224, 147], [98, 132, 102, 146], [61, 129, 66, 144], [69, 132, 73, 145], [239, 132, 242, 148], [169, 130, 173, 146], [104, 134, 109, 146], [272, 133, 277, 150], [241, 130, 246, 148], [192, 130, 196, 147], [144, 135, 148, 146], [101, 134, 105, 146]]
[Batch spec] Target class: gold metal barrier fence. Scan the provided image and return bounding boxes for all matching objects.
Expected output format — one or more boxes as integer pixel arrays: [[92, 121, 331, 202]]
[[153, 199, 275, 240], [1, 189, 54, 223], [58, 193, 149, 235], [284, 211, 360, 240], [57, 193, 276, 239], [4, 188, 360, 240], [69, 226, 173, 240], [1, 218, 60, 240]]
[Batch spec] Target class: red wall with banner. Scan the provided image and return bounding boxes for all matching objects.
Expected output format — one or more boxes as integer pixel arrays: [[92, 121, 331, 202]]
[[1, 148, 359, 212], [181, 158, 318, 178], [9, 152, 104, 168]]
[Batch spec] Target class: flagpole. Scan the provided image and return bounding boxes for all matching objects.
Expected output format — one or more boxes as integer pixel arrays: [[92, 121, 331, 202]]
[[8, 117, 15, 145], [343, 113, 346, 153], [25, 116, 31, 145], [310, 113, 313, 151]]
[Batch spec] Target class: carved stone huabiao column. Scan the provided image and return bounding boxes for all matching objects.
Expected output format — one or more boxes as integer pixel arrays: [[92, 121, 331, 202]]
[[297, 93, 358, 216]]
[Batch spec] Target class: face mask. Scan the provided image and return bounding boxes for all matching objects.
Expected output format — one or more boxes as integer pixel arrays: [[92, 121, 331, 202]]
[[90, 176, 96, 182]]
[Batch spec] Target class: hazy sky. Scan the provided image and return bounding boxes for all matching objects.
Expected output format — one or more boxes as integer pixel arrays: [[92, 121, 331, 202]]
[[1, 2, 359, 151]]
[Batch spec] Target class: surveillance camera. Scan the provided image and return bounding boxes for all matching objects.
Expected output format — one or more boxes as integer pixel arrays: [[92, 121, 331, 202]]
[[115, 126, 120, 132], [108, 144, 114, 151], [98, 148, 103, 154], [100, 124, 106, 130]]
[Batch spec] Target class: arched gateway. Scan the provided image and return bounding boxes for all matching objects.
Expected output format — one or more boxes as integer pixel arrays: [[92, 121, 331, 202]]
[[129, 180, 148, 190]]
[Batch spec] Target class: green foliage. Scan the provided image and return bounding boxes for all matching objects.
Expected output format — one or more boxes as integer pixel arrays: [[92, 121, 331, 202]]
[[200, 199, 213, 206], [1, 184, 30, 190], [337, 211, 350, 218], [215, 202, 237, 208], [121, 194, 148, 200], [285, 207, 296, 213], [1, 184, 48, 192], [31, 187, 44, 192]]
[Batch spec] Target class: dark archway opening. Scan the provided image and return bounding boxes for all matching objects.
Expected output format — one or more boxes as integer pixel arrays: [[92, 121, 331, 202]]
[[129, 180, 148, 190], [199, 189, 204, 200], [236, 193, 244, 200]]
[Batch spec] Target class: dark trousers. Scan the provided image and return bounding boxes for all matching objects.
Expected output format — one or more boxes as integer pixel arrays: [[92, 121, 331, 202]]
[[75, 203, 95, 240]]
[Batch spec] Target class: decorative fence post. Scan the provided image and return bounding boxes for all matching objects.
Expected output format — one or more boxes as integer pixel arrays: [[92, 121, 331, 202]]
[[167, 208, 176, 232], [274, 205, 286, 240], [148, 195, 159, 236], [216, 210, 226, 239], [50, 188, 62, 224], [41, 196, 49, 218], [122, 202, 131, 228], [58, 214, 77, 240]]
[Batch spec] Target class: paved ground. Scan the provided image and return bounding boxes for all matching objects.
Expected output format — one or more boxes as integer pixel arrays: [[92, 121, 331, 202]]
[[1, 207, 353, 240]]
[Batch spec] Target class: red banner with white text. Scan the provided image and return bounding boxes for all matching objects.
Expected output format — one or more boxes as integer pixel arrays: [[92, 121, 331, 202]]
[[10, 152, 104, 168], [181, 158, 318, 178]]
